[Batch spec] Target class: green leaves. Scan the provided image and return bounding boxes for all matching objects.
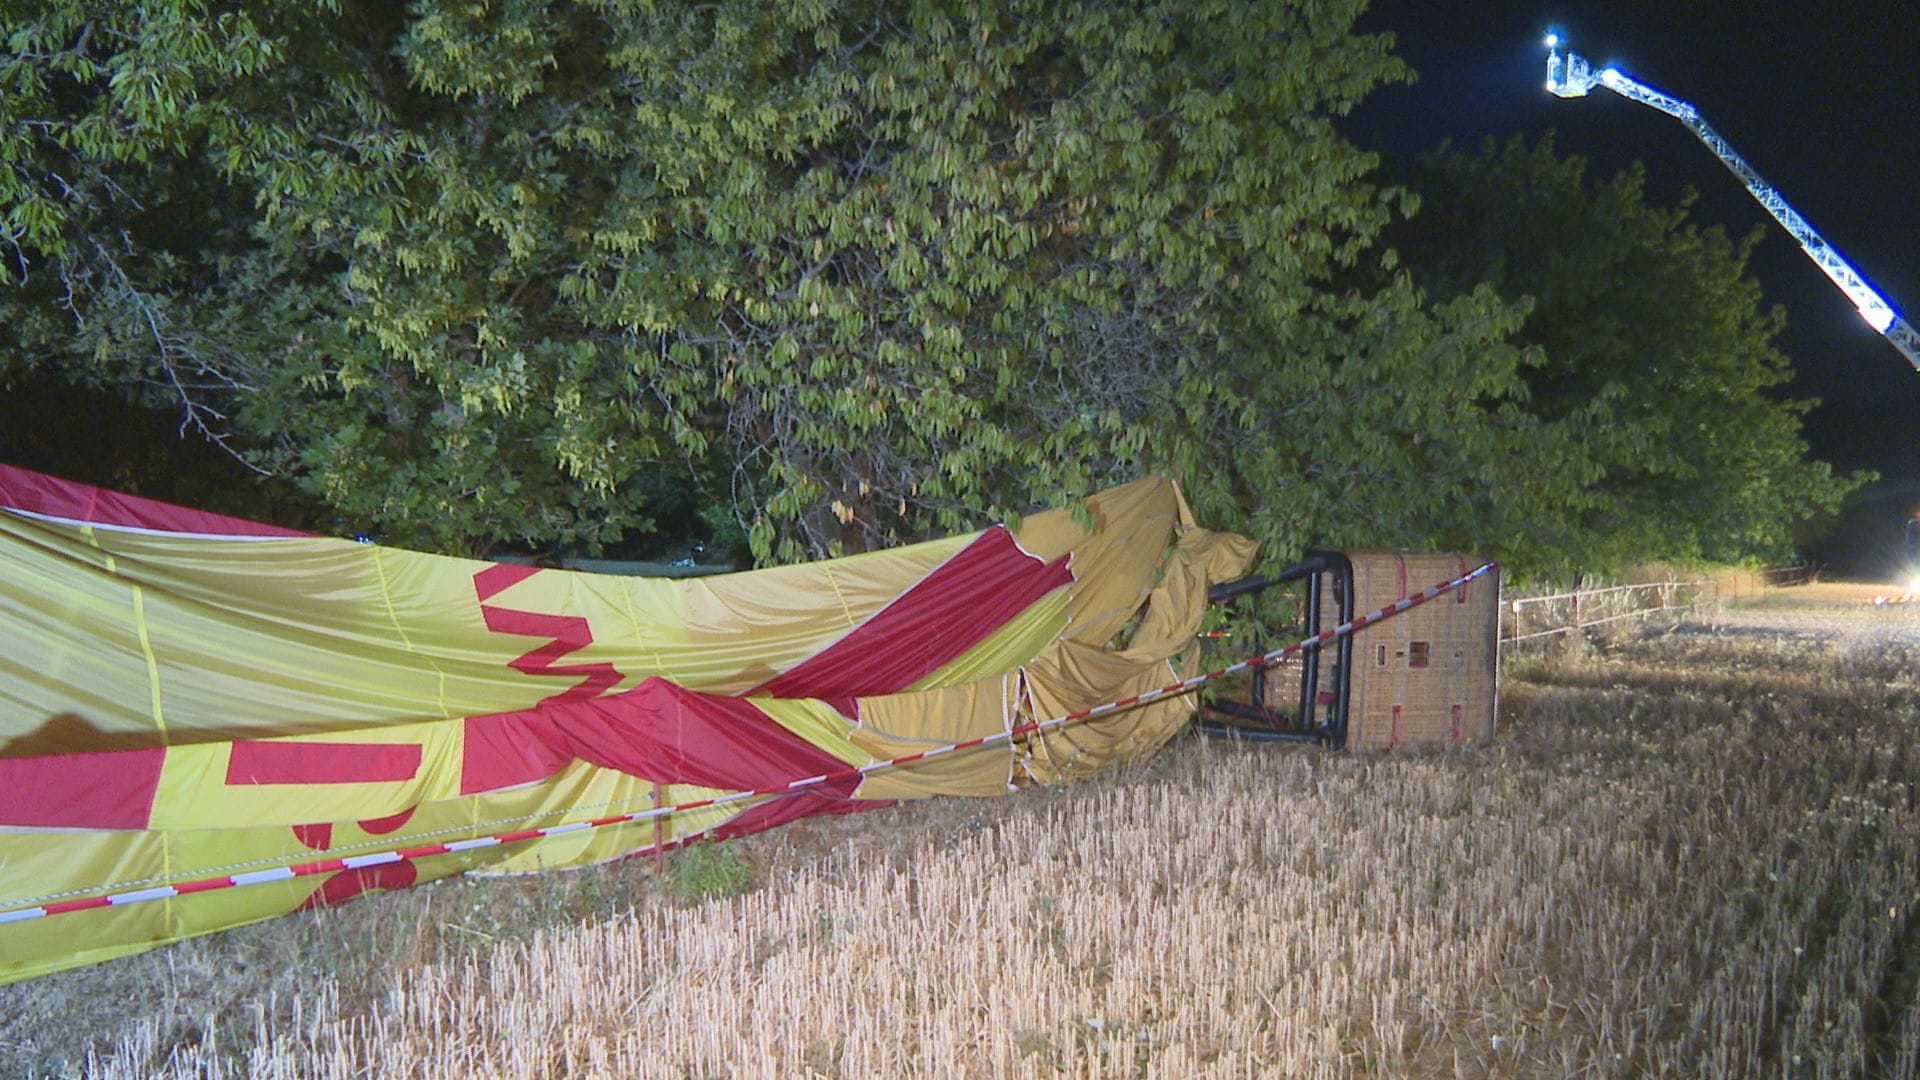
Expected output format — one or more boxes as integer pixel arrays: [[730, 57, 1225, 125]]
[[7, 1, 1796, 575], [1390, 136, 1863, 569]]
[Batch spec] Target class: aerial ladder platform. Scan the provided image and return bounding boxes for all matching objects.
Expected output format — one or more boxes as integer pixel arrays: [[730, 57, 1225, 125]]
[[1545, 35, 1920, 373]]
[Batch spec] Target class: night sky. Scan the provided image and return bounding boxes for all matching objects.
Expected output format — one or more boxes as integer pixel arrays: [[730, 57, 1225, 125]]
[[1347, 0, 1920, 573]]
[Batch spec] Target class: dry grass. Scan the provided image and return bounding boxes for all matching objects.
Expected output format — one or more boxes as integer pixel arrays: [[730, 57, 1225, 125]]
[[6, 590, 1920, 1077]]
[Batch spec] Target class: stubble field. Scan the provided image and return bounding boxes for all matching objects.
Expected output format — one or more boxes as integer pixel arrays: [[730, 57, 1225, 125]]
[[4, 585, 1919, 1077]]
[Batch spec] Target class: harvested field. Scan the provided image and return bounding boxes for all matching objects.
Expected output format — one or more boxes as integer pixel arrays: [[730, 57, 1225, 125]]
[[5, 587, 1920, 1077]]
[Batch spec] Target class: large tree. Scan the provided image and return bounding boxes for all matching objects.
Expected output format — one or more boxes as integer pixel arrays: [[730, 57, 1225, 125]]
[[3, 1, 1626, 571], [1387, 136, 1862, 565]]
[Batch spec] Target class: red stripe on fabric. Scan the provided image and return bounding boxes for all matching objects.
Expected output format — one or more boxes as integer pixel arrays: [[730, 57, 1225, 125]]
[[173, 878, 232, 895], [358, 808, 416, 835], [0, 464, 310, 537], [0, 746, 165, 829], [226, 741, 422, 785], [460, 677, 861, 796], [750, 526, 1074, 699], [472, 563, 542, 602], [820, 695, 861, 723], [491, 623, 621, 700], [292, 823, 333, 849], [472, 566, 623, 703], [459, 705, 578, 793]]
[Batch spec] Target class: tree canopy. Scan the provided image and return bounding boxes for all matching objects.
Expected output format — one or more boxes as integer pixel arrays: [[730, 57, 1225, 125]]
[[0, 1, 1852, 573], [1389, 136, 1863, 566]]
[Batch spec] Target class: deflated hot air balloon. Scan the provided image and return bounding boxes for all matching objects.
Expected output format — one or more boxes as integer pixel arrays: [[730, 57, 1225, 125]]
[[0, 466, 1254, 983]]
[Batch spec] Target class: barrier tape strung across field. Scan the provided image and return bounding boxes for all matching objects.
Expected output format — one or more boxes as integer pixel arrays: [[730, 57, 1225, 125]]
[[0, 560, 1498, 926], [1504, 604, 1695, 644], [1502, 565, 1816, 643]]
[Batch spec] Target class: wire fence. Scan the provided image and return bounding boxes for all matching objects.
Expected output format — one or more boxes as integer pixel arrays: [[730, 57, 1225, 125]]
[[1500, 564, 1815, 646]]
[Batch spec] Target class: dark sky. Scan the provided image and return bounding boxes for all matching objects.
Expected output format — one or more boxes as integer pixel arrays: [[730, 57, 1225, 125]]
[[1345, 0, 1920, 569]]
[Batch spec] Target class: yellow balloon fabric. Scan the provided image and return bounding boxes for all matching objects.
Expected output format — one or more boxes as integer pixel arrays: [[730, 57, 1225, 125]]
[[0, 467, 1254, 983]]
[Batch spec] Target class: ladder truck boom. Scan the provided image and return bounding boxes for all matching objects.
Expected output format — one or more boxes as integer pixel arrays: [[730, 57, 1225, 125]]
[[1545, 36, 1920, 373]]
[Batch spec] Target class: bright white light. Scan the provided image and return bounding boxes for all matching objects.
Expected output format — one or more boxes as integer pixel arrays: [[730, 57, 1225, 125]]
[[1545, 32, 1559, 48], [1599, 67, 1619, 81], [1859, 302, 1897, 333]]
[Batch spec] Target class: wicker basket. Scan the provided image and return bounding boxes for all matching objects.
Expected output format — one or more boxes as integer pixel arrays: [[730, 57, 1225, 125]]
[[1341, 552, 1500, 750]]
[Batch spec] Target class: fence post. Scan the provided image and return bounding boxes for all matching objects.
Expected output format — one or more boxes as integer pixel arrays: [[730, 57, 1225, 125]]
[[1565, 583, 1585, 657]]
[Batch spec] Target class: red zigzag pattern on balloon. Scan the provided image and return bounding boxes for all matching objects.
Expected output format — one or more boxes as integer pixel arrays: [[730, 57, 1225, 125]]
[[472, 564, 623, 703]]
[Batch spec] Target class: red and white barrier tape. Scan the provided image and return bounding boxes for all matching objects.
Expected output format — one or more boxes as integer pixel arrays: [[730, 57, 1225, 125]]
[[0, 560, 1497, 925]]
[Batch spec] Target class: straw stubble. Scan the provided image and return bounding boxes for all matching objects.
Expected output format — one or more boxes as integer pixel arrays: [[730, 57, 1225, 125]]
[[21, 592, 1920, 1078]]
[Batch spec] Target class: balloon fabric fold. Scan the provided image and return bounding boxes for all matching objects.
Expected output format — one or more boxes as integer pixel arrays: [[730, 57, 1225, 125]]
[[0, 465, 1255, 983]]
